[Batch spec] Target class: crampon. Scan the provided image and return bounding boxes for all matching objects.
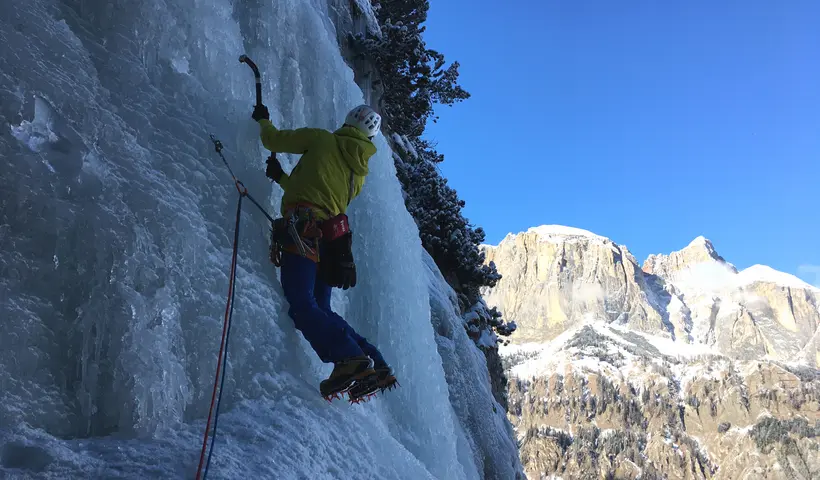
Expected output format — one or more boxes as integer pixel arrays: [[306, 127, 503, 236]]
[[323, 390, 350, 403], [346, 373, 400, 404]]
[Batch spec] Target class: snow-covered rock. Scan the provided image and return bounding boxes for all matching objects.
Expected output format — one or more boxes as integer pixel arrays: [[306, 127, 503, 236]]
[[502, 323, 820, 480], [736, 264, 819, 290], [526, 225, 608, 242], [644, 235, 737, 278], [646, 239, 820, 366]]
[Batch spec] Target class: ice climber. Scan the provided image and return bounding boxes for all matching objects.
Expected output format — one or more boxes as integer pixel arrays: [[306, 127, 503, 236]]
[[251, 103, 398, 401]]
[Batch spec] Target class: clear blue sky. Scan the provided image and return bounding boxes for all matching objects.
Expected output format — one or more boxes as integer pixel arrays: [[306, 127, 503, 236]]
[[422, 0, 819, 281]]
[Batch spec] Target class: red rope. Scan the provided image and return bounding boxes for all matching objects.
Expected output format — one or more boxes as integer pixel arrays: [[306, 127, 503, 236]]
[[198, 136, 277, 477], [195, 194, 243, 480]]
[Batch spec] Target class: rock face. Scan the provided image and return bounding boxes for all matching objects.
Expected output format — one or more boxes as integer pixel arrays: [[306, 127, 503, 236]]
[[503, 324, 820, 480], [483, 226, 820, 367], [486, 226, 820, 479], [481, 226, 671, 344]]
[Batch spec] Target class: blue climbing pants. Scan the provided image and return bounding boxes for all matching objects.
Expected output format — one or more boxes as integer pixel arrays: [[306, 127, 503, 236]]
[[279, 251, 386, 366]]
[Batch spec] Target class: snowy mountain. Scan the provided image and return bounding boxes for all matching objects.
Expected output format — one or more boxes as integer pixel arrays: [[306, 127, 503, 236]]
[[483, 226, 820, 479], [0, 2, 521, 479], [482, 226, 820, 367]]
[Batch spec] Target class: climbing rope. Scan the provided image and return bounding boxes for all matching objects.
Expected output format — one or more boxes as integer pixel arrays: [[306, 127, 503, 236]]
[[194, 136, 276, 480], [210, 135, 276, 224]]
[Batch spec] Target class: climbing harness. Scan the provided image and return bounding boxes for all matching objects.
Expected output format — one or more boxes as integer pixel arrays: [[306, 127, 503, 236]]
[[268, 204, 352, 266], [270, 204, 323, 265], [270, 172, 354, 265]]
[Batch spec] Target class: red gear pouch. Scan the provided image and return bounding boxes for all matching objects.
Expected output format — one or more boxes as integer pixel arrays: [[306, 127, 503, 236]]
[[321, 214, 350, 241]]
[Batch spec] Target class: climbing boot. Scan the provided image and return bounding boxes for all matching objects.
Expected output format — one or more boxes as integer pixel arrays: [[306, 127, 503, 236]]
[[320, 356, 375, 401]]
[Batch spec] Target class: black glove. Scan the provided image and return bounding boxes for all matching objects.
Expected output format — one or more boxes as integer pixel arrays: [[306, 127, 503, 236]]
[[265, 154, 284, 183], [319, 232, 357, 289], [252, 104, 270, 121]]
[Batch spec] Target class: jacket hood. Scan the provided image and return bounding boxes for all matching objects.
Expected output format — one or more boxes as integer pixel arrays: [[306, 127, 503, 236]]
[[334, 126, 376, 176]]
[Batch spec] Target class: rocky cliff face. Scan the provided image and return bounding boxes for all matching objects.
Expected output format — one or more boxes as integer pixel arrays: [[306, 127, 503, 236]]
[[481, 226, 671, 344], [482, 226, 820, 367], [483, 226, 820, 479], [643, 236, 737, 278], [504, 324, 820, 480]]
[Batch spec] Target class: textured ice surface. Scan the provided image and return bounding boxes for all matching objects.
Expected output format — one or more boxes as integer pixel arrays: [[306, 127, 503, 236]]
[[0, 0, 519, 478]]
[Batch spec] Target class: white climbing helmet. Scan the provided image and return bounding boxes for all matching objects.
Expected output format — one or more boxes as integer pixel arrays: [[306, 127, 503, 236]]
[[344, 105, 382, 138]]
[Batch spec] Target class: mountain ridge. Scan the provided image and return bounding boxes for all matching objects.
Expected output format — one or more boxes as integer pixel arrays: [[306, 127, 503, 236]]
[[481, 224, 819, 366], [488, 226, 816, 290]]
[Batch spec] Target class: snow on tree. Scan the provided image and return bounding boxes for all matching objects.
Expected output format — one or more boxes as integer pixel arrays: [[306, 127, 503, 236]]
[[351, 0, 511, 335], [350, 0, 470, 137], [394, 151, 501, 304]]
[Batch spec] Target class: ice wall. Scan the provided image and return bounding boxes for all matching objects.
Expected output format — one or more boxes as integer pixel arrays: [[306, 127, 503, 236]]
[[0, 0, 519, 478]]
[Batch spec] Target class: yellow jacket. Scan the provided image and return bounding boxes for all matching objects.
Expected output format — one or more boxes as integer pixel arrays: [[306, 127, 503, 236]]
[[258, 119, 376, 220]]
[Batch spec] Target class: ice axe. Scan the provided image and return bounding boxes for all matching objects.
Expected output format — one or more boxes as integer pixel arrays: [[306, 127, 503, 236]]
[[239, 55, 263, 107], [239, 55, 279, 178]]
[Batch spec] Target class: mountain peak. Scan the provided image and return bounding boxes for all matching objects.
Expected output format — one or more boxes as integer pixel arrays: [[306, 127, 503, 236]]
[[683, 235, 718, 255], [644, 236, 735, 276], [687, 235, 710, 248]]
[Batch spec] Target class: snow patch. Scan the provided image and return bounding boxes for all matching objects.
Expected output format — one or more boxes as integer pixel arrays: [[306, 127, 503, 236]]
[[491, 225, 616, 249], [671, 261, 740, 293], [477, 329, 498, 349], [391, 133, 407, 151], [501, 327, 584, 379], [730, 425, 753, 435], [607, 323, 718, 359], [660, 257, 817, 295], [687, 236, 710, 248], [170, 56, 190, 74], [736, 265, 818, 291], [389, 133, 419, 159], [503, 322, 726, 394], [573, 283, 606, 304], [527, 225, 606, 240], [352, 0, 381, 36]]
